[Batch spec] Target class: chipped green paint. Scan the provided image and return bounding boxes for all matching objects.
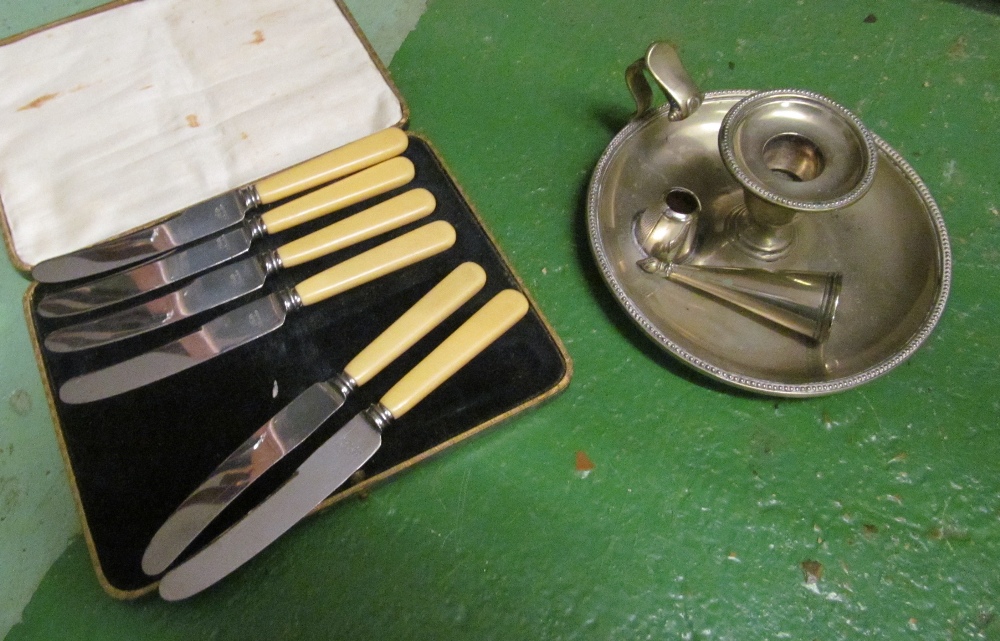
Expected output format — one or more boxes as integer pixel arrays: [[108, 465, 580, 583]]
[[0, 170, 79, 637], [345, 0, 428, 65]]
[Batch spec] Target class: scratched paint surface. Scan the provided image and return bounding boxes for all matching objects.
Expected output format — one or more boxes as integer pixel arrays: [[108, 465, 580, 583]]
[[345, 0, 428, 65], [0, 82, 85, 636], [3, 0, 1000, 640]]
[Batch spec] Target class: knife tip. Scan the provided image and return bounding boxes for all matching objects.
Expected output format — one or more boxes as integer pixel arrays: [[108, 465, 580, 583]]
[[141, 550, 168, 578], [58, 376, 103, 405], [158, 564, 209, 602]]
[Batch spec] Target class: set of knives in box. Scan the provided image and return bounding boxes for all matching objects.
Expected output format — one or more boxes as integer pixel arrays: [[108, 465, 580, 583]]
[[28, 128, 568, 598]]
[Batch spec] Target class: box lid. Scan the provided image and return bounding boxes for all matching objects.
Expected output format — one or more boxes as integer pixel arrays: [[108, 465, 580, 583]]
[[0, 0, 406, 270]]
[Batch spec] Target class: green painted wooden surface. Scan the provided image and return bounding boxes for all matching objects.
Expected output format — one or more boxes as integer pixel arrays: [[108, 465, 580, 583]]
[[2, 0, 999, 639]]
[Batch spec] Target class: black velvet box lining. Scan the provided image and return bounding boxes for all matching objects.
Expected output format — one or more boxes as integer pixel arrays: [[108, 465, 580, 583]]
[[27, 136, 570, 596]]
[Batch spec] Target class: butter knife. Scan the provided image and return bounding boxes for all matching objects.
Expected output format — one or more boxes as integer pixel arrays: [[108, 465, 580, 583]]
[[157, 289, 529, 600], [31, 128, 410, 283], [44, 189, 437, 352], [58, 221, 457, 404], [36, 155, 416, 317], [141, 262, 487, 576]]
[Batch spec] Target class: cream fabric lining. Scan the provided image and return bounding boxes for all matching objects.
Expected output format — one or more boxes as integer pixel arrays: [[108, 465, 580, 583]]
[[0, 0, 402, 267]]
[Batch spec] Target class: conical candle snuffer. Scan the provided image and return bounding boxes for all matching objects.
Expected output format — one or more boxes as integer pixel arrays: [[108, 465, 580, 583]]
[[633, 183, 841, 343], [638, 258, 841, 343]]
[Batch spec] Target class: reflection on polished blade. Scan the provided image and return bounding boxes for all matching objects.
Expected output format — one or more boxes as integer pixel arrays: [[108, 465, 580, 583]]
[[58, 295, 287, 404], [37, 227, 256, 318], [44, 256, 270, 353], [159, 413, 382, 601], [31, 192, 250, 283], [141, 381, 349, 575]]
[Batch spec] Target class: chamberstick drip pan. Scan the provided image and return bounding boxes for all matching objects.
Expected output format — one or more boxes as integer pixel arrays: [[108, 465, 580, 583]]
[[587, 92, 951, 397]]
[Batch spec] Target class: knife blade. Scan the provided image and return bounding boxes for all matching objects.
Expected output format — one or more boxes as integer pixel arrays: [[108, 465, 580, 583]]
[[157, 288, 529, 601], [30, 127, 410, 283], [36, 156, 417, 319], [141, 262, 487, 576], [43, 189, 437, 352], [57, 220, 457, 405]]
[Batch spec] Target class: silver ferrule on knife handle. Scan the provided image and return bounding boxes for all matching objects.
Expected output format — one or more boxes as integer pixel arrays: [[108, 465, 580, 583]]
[[40, 192, 446, 355], [141, 263, 484, 577], [238, 184, 262, 211], [278, 288, 304, 315], [56, 222, 457, 405], [363, 402, 395, 434], [31, 129, 410, 284], [327, 371, 358, 400], [247, 215, 269, 242], [260, 248, 284, 278], [155, 289, 528, 601]]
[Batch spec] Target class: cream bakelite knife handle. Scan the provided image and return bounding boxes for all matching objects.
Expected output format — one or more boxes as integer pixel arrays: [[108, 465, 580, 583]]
[[139, 263, 485, 577], [343, 262, 487, 386], [274, 189, 436, 269], [153, 288, 527, 601], [294, 220, 457, 307], [259, 157, 415, 234], [254, 128, 409, 204], [380, 289, 529, 419]]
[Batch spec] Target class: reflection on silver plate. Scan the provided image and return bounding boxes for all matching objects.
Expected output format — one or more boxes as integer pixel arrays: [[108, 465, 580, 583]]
[[587, 91, 952, 397]]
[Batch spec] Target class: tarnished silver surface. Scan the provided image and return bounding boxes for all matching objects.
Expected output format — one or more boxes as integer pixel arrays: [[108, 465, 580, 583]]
[[626, 41, 703, 122], [36, 225, 260, 319], [718, 89, 878, 261], [30, 188, 257, 283], [58, 293, 291, 404], [141, 379, 353, 576], [158, 410, 384, 601], [43, 255, 274, 353], [363, 401, 395, 432], [633, 187, 700, 263], [720, 90, 877, 213], [587, 91, 951, 396], [637, 260, 841, 343]]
